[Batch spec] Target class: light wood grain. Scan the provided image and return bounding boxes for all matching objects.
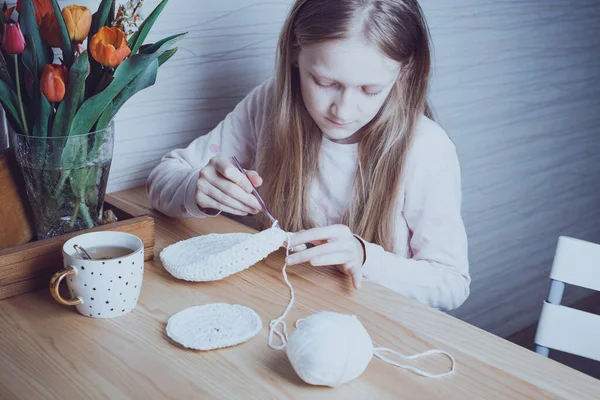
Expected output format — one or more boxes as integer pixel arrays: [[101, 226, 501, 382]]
[[0, 187, 598, 399]]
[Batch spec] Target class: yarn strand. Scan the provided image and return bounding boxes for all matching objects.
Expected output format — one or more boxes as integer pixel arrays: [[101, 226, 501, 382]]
[[373, 347, 456, 378], [268, 237, 296, 350]]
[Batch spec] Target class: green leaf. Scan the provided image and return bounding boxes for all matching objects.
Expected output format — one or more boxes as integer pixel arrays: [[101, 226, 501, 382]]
[[0, 65, 13, 89], [0, 51, 14, 91], [96, 58, 158, 130], [0, 79, 26, 133], [33, 94, 51, 137], [107, 0, 116, 26], [20, 0, 53, 73], [127, 0, 169, 55], [70, 33, 185, 135], [50, 0, 74, 67], [139, 32, 186, 55], [59, 138, 83, 174], [85, 59, 104, 99], [88, 0, 113, 45], [21, 35, 38, 85], [0, 46, 16, 85], [52, 52, 89, 136], [158, 47, 178, 66]]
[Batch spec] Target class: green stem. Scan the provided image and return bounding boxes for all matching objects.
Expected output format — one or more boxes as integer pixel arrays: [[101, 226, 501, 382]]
[[79, 201, 95, 228], [54, 170, 69, 198], [69, 199, 81, 230], [13, 54, 28, 134]]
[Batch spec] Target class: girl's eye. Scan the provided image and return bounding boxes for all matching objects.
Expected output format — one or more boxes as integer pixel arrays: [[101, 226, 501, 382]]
[[313, 76, 336, 88], [362, 88, 381, 97]]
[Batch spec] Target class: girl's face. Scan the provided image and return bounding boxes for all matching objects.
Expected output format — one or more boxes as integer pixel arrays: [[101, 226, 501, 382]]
[[297, 36, 401, 144]]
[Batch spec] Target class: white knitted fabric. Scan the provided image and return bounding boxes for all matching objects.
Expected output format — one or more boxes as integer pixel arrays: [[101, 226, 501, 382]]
[[160, 226, 288, 282], [166, 303, 262, 350]]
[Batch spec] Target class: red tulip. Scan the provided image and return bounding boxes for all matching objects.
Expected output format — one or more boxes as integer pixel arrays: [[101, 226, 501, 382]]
[[39, 11, 62, 48], [1, 22, 26, 55]]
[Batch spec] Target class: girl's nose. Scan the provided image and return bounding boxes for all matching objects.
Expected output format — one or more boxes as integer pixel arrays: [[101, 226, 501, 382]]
[[330, 90, 355, 122]]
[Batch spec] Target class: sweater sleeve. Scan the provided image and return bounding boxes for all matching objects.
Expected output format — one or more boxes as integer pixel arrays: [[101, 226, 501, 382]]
[[146, 79, 272, 218], [359, 128, 470, 311]]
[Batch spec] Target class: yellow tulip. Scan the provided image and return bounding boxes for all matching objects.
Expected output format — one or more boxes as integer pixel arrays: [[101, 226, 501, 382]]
[[62, 5, 92, 43]]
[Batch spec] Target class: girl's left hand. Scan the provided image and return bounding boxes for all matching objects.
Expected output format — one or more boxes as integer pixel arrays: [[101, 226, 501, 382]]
[[286, 225, 365, 289]]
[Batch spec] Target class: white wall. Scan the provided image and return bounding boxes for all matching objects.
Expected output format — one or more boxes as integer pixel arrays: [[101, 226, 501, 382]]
[[422, 1, 600, 336], [3, 1, 600, 338]]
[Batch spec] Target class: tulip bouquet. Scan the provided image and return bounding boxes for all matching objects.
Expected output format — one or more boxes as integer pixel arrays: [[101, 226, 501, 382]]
[[0, 0, 185, 239]]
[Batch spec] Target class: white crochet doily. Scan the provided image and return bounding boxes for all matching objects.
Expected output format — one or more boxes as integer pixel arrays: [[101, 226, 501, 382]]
[[166, 303, 262, 350], [160, 226, 288, 282]]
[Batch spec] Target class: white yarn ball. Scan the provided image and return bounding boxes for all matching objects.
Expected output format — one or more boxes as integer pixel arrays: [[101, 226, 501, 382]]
[[285, 312, 373, 387]]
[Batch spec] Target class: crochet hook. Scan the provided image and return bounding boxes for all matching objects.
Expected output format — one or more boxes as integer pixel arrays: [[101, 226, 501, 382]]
[[231, 156, 280, 229]]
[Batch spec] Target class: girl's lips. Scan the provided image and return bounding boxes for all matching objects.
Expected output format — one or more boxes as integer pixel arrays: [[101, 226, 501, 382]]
[[326, 117, 352, 127]]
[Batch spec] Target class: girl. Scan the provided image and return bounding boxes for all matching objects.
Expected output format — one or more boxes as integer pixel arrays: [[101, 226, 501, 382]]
[[147, 0, 470, 311]]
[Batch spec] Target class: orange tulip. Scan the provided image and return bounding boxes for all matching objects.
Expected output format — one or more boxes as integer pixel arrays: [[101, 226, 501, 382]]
[[62, 5, 91, 42], [39, 11, 62, 48], [3, 6, 15, 21], [89, 27, 131, 68], [16, 0, 53, 25], [40, 64, 69, 102]]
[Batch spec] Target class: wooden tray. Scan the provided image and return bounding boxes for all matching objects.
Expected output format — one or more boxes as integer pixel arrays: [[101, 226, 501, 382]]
[[0, 196, 155, 300]]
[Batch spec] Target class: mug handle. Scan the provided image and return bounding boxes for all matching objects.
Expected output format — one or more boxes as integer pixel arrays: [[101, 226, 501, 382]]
[[49, 265, 83, 306]]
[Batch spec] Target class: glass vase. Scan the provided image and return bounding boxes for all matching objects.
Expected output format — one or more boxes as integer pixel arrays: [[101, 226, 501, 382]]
[[12, 121, 114, 240]]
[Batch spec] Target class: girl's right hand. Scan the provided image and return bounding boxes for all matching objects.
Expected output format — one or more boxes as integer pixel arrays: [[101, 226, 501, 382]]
[[195, 156, 263, 216]]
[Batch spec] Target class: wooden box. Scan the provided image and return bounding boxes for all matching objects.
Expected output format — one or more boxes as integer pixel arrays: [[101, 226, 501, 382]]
[[0, 195, 154, 300]]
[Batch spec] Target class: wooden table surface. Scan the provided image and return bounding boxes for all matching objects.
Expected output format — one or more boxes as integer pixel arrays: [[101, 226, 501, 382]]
[[1, 187, 598, 399]]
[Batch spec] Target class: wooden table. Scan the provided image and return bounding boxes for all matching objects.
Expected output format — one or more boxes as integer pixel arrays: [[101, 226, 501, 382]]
[[1, 188, 598, 399]]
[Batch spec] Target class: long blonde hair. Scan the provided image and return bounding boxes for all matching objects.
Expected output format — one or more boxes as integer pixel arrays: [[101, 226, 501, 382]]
[[257, 0, 433, 251]]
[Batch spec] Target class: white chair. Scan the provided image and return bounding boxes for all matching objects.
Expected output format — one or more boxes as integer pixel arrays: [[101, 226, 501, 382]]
[[534, 236, 600, 361]]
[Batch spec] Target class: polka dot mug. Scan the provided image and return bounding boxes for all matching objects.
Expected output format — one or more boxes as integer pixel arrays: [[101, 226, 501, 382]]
[[50, 231, 144, 318]]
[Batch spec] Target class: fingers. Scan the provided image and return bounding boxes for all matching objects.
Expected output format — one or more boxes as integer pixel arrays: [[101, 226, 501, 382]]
[[196, 191, 249, 216], [335, 264, 363, 290], [210, 157, 254, 193], [351, 267, 363, 289], [201, 163, 261, 211], [289, 243, 307, 252], [309, 253, 351, 267], [196, 179, 257, 215], [290, 225, 350, 247], [286, 241, 363, 290], [246, 170, 263, 187], [286, 242, 341, 265], [311, 255, 362, 290]]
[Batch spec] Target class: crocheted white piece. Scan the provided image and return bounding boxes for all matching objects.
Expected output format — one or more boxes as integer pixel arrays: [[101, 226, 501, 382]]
[[160, 226, 288, 282], [166, 303, 262, 351]]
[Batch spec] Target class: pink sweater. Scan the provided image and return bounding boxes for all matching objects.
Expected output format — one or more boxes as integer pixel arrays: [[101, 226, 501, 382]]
[[147, 79, 470, 311]]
